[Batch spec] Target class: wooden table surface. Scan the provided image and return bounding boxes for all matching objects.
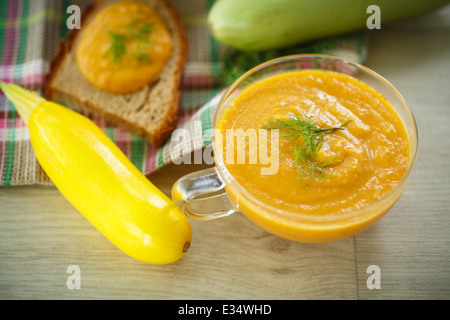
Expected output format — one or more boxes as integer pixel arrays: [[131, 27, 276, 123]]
[[1, 5, 449, 300]]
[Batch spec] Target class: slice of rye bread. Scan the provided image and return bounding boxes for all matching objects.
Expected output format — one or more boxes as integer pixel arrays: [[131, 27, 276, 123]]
[[44, 0, 188, 147]]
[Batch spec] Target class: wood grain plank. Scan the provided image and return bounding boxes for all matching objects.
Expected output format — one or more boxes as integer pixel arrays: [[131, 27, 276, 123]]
[[0, 163, 357, 299], [355, 5, 450, 299]]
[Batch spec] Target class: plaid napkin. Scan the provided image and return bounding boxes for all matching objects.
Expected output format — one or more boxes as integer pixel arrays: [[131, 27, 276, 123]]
[[0, 0, 368, 186]]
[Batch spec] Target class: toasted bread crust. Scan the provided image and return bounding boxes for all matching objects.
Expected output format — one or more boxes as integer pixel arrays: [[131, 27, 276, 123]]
[[149, 0, 188, 147], [44, 1, 96, 100], [45, 0, 188, 148]]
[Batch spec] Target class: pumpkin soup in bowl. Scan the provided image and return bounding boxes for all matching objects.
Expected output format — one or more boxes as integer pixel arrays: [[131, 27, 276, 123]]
[[172, 54, 418, 243]]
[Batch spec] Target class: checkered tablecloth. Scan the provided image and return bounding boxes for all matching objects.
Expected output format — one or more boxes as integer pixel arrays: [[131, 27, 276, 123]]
[[0, 0, 368, 186]]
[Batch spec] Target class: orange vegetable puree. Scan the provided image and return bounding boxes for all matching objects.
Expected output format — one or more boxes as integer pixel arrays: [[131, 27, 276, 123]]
[[76, 0, 172, 94], [217, 70, 410, 233]]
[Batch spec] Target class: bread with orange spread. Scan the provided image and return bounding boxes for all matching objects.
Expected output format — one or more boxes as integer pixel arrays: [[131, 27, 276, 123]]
[[45, 0, 188, 147]]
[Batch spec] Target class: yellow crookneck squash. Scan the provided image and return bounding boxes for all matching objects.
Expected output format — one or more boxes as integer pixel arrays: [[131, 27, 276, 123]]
[[0, 82, 192, 264]]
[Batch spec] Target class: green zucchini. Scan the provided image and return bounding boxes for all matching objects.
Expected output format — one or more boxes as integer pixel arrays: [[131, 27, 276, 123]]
[[208, 0, 450, 51]]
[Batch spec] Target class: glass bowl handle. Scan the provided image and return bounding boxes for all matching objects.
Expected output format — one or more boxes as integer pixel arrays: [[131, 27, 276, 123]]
[[171, 167, 237, 220]]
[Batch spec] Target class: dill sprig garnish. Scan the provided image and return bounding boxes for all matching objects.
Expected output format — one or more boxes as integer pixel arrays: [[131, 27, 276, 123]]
[[107, 31, 128, 63], [264, 112, 351, 186], [107, 18, 155, 64]]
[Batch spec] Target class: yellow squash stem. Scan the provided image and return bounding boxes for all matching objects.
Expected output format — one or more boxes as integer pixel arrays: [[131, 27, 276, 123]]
[[0, 82, 45, 125], [0, 82, 192, 264]]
